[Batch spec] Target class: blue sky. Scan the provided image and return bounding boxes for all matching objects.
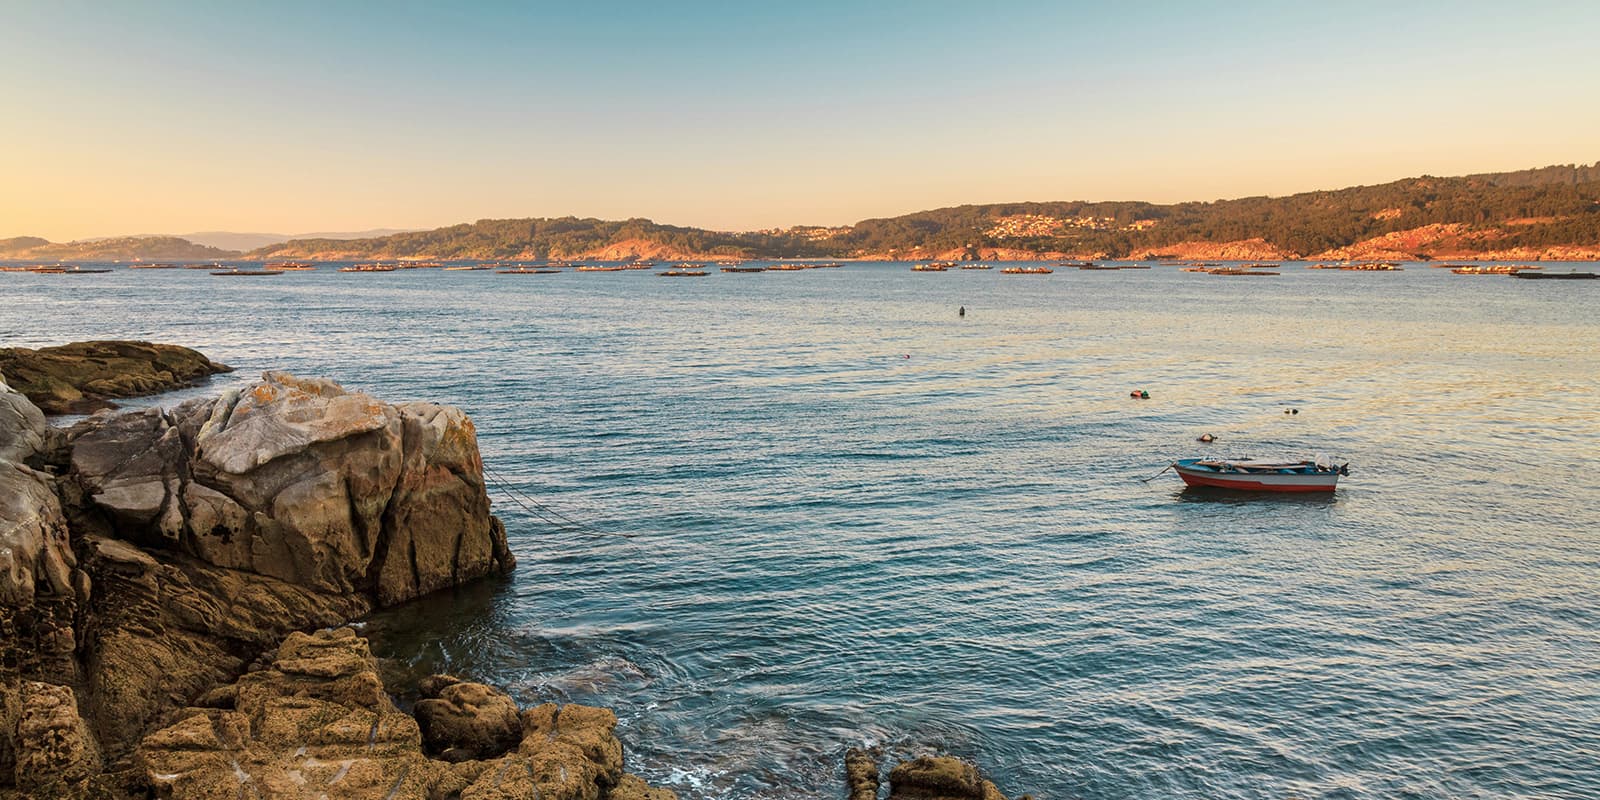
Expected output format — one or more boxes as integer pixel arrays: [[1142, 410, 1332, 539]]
[[3, 0, 1597, 239]]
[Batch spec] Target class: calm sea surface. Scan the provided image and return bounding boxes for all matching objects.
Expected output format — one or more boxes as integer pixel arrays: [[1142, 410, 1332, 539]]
[[4, 262, 1598, 798]]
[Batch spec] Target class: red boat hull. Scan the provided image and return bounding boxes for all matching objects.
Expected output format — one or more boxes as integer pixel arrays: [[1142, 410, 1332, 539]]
[[1175, 467, 1339, 493]]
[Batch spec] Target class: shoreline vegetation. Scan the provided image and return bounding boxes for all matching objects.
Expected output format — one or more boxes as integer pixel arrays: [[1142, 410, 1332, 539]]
[[0, 343, 1021, 800], [4, 161, 1599, 264]]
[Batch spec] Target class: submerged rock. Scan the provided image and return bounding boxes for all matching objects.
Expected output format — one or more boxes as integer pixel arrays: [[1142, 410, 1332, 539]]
[[0, 340, 232, 415]]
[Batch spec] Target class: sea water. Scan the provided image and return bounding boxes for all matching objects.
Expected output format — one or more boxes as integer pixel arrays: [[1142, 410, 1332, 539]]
[[4, 262, 1597, 798]]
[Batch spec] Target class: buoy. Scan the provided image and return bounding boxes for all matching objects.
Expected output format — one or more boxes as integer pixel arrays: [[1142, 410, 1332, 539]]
[[1284, 408, 1299, 415], [903, 354, 910, 359], [1198, 433, 1216, 443], [1130, 390, 1150, 399]]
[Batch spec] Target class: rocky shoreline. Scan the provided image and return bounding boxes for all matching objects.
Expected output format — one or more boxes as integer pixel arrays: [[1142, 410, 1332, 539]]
[[0, 341, 233, 415], [1, 345, 1022, 799]]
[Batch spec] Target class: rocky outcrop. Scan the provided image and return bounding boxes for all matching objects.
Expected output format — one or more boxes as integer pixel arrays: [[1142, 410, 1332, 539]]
[[0, 341, 232, 415], [67, 371, 514, 606], [846, 747, 881, 800], [7, 681, 101, 794], [0, 374, 57, 465], [136, 628, 674, 800], [414, 676, 524, 762], [0, 362, 519, 796], [1127, 237, 1297, 262], [73, 534, 372, 762], [888, 756, 1008, 800]]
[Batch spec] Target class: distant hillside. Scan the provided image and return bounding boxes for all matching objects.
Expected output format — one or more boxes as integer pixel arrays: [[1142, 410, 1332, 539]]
[[248, 161, 1600, 262], [179, 228, 419, 251], [250, 218, 826, 261], [0, 236, 239, 261]]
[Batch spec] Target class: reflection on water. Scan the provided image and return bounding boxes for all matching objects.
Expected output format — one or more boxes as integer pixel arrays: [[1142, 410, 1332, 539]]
[[1171, 487, 1341, 506], [5, 262, 1598, 799]]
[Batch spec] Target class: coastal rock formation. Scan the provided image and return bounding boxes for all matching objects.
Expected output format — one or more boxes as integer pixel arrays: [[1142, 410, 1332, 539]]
[[0, 462, 79, 678], [67, 370, 514, 605], [0, 357, 519, 796], [414, 676, 524, 761], [888, 756, 1008, 800], [8, 681, 101, 794], [1127, 237, 1297, 262], [0, 374, 56, 465], [73, 533, 371, 761], [845, 747, 881, 800], [1309, 223, 1474, 262], [0, 341, 232, 415], [136, 628, 674, 800]]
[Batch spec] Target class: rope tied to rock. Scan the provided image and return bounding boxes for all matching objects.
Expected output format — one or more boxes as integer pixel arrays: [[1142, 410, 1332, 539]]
[[481, 463, 634, 539]]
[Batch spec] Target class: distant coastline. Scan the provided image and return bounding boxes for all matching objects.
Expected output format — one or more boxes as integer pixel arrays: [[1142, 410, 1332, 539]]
[[6, 160, 1598, 263]]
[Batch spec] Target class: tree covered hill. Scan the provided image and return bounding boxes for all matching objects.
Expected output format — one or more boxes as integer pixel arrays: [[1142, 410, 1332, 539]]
[[0, 236, 239, 261], [10, 161, 1598, 262], [248, 161, 1600, 261]]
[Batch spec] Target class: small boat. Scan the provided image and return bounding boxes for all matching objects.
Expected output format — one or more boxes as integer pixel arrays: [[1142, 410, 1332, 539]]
[[54, 266, 112, 274], [1511, 271, 1596, 280], [1207, 267, 1278, 276], [1172, 458, 1347, 492], [211, 269, 283, 276]]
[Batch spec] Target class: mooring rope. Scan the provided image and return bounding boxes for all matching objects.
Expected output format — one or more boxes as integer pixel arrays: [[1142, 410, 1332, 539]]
[[481, 463, 635, 539]]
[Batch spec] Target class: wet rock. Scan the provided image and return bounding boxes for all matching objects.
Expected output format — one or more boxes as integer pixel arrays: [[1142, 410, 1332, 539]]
[[888, 755, 1008, 800], [415, 679, 522, 762], [0, 340, 231, 415], [68, 371, 514, 606], [846, 747, 881, 800], [610, 773, 679, 800]]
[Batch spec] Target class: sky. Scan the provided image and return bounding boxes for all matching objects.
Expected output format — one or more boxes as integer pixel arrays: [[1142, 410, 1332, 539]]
[[3, 0, 1598, 241]]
